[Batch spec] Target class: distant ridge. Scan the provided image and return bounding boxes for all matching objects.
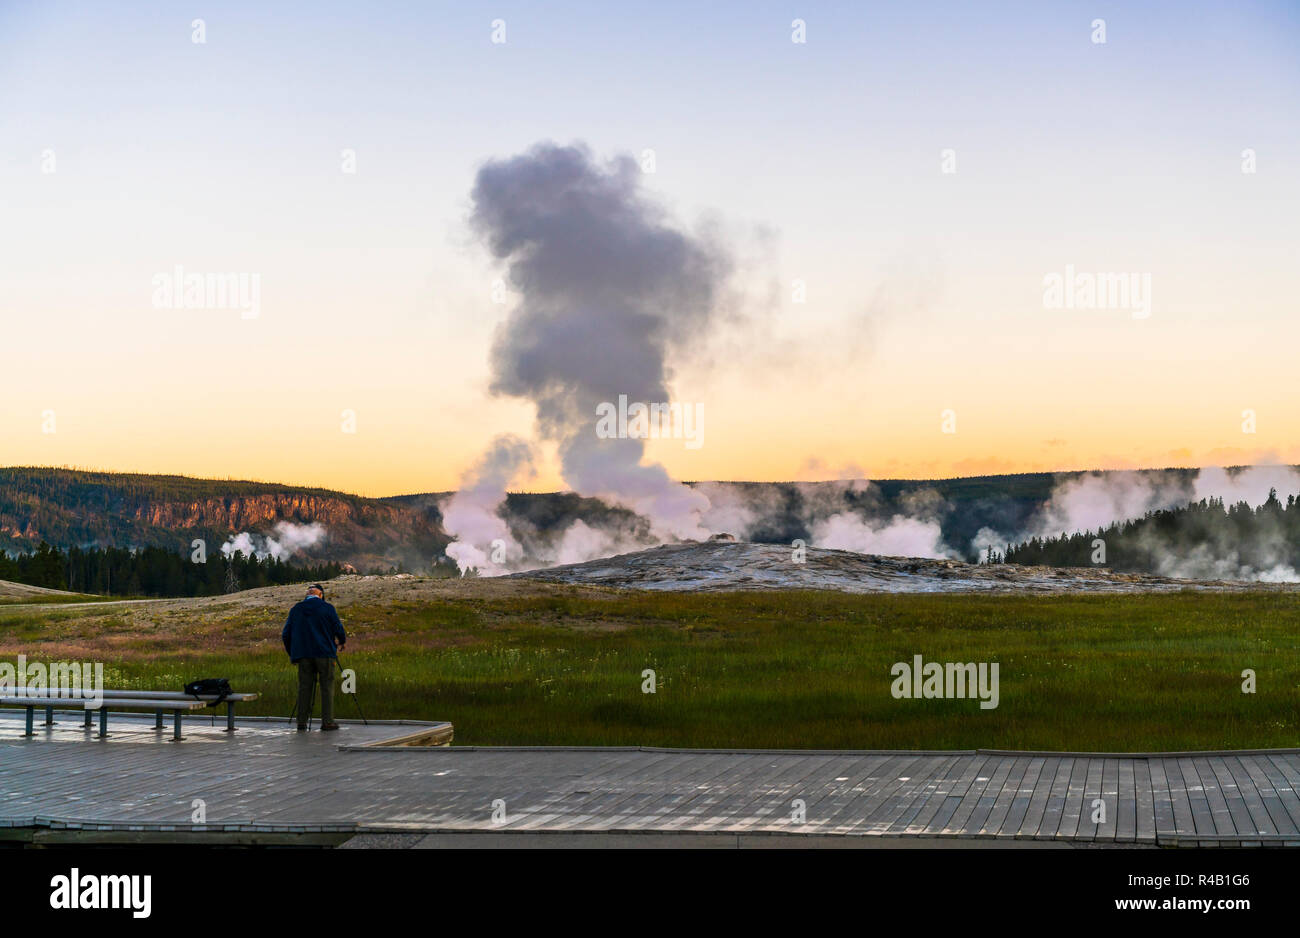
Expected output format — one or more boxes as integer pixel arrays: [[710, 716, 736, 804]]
[[0, 465, 1214, 570], [0, 467, 448, 572]]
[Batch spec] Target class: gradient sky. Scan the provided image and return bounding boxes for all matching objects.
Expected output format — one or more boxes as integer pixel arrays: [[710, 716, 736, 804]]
[[3, 1, 1298, 496]]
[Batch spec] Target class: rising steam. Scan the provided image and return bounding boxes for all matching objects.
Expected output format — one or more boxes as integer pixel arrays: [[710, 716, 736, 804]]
[[441, 142, 733, 571], [435, 145, 1300, 583], [973, 465, 1300, 581], [221, 521, 326, 562], [439, 435, 535, 575], [472, 142, 729, 540]]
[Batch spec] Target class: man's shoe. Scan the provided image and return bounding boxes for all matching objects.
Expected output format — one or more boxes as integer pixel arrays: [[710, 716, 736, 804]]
[[320, 722, 341, 732], [297, 725, 308, 732]]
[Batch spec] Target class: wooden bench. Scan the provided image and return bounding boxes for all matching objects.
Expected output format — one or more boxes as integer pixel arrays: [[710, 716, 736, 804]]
[[1, 689, 259, 740], [95, 689, 260, 733], [0, 695, 209, 740]]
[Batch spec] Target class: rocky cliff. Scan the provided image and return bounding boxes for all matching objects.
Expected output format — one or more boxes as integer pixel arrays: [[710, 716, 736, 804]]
[[0, 468, 450, 573]]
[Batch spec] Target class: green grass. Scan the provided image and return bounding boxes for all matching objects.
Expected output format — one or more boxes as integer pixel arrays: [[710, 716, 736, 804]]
[[6, 589, 1299, 751]]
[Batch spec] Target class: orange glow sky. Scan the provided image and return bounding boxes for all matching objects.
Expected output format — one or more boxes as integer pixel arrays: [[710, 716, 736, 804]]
[[3, 2, 1298, 497]]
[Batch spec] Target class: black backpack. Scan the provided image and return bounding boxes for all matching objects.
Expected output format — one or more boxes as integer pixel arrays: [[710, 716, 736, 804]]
[[184, 677, 234, 707]]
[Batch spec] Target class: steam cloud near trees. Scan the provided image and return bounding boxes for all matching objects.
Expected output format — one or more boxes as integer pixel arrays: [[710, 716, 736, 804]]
[[436, 144, 1300, 583]]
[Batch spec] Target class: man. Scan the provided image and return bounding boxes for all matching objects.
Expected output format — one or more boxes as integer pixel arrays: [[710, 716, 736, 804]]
[[281, 583, 347, 731]]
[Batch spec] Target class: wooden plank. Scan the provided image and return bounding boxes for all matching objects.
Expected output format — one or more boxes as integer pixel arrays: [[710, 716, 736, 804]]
[[954, 754, 1015, 837], [802, 754, 904, 833], [1133, 758, 1156, 844], [1161, 758, 1196, 837], [1262, 753, 1300, 806], [512, 749, 691, 831], [1250, 755, 1300, 837], [840, 755, 933, 835], [795, 754, 895, 831], [1054, 756, 1091, 841], [713, 754, 845, 832], [650, 753, 774, 831], [1175, 758, 1217, 839], [1206, 755, 1257, 839], [728, 753, 856, 831], [1089, 757, 1120, 843], [5, 690, 260, 702], [861, 755, 959, 835], [919, 754, 990, 835], [96, 691, 259, 701], [1074, 757, 1105, 842], [1190, 756, 1236, 838], [564, 751, 717, 830], [6, 712, 1300, 845], [1146, 758, 1175, 841], [1, 697, 209, 709], [1032, 756, 1075, 840], [667, 753, 792, 832], [567, 750, 708, 830], [887, 754, 967, 834], [981, 755, 1035, 837], [620, 751, 744, 829], [1215, 756, 1273, 839], [1014, 756, 1057, 839], [1115, 759, 1137, 843], [95, 699, 211, 711]]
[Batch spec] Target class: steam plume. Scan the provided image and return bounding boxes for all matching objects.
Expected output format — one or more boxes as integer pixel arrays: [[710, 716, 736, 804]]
[[439, 434, 535, 575], [470, 142, 730, 541], [221, 521, 326, 561]]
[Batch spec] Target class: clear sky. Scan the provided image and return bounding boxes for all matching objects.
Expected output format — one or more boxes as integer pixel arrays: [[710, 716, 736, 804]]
[[3, 1, 1297, 496]]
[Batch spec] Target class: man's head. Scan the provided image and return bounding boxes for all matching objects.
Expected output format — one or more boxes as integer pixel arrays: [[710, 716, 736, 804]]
[[307, 584, 325, 600]]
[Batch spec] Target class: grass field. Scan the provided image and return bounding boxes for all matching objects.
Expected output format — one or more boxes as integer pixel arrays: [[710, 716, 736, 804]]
[[1, 581, 1297, 751], [0, 594, 118, 606], [0, 579, 110, 606]]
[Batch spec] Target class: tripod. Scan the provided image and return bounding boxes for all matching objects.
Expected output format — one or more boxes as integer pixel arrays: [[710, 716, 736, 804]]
[[287, 654, 367, 728], [286, 679, 317, 729], [337, 649, 369, 725]]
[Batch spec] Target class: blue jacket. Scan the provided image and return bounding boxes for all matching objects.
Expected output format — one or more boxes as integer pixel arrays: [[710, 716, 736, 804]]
[[281, 596, 346, 662]]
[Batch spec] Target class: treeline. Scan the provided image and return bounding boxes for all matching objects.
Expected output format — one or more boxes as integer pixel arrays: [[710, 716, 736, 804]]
[[0, 466, 357, 555], [0, 542, 345, 597], [1005, 490, 1300, 578], [0, 466, 351, 504]]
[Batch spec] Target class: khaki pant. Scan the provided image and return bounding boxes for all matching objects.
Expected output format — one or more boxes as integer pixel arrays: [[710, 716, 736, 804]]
[[296, 657, 335, 727]]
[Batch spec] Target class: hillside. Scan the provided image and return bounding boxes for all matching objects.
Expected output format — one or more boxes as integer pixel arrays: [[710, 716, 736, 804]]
[[0, 465, 1207, 573], [0, 579, 84, 601], [0, 467, 449, 572]]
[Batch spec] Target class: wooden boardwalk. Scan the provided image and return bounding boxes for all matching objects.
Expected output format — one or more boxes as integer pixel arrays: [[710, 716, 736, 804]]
[[2, 712, 1299, 846]]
